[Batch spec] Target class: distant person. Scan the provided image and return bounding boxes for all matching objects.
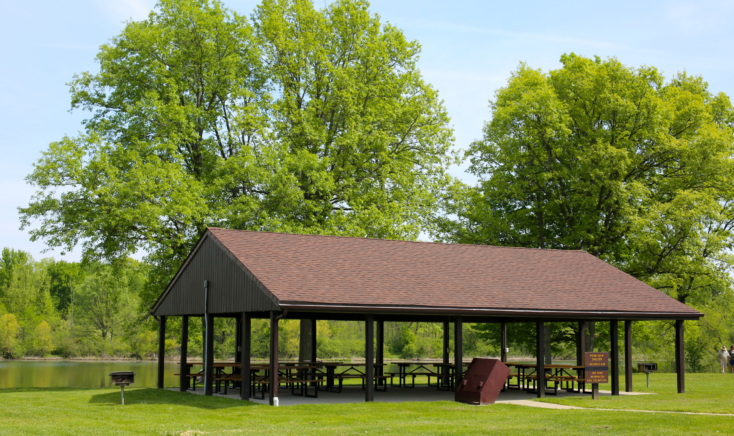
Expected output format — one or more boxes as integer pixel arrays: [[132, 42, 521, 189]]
[[730, 345, 734, 373], [718, 346, 730, 374]]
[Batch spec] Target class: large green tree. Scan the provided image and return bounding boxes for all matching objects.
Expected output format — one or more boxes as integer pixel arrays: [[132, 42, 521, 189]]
[[440, 54, 734, 353], [20, 0, 454, 307]]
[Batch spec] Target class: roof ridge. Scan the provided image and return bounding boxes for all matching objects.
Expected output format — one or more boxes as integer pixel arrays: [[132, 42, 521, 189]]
[[206, 227, 588, 253]]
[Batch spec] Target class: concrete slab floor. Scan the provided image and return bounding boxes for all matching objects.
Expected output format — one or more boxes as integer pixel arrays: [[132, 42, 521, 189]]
[[170, 385, 647, 406]]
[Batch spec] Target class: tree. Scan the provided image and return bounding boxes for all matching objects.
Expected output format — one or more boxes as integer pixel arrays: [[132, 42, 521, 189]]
[[439, 54, 734, 350], [0, 248, 32, 296], [20, 0, 454, 313], [31, 320, 55, 356], [75, 263, 141, 343], [0, 313, 21, 357], [46, 260, 85, 315]]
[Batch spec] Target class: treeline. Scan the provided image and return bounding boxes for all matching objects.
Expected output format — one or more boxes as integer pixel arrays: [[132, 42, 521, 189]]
[[0, 248, 157, 358]]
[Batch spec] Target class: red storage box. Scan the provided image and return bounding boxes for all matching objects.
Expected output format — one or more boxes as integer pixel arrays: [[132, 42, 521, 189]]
[[455, 358, 510, 405]]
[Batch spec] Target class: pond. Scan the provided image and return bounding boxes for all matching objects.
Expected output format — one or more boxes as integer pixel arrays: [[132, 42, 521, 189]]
[[0, 360, 179, 389]]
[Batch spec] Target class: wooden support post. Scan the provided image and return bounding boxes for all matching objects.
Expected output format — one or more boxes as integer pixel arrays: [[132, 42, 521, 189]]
[[675, 320, 685, 393], [310, 318, 317, 363], [610, 320, 619, 396], [376, 320, 384, 386], [625, 320, 632, 392], [365, 315, 375, 402], [270, 311, 279, 405], [241, 312, 251, 400], [235, 315, 242, 363], [500, 321, 508, 363], [204, 314, 214, 396], [179, 315, 188, 391], [442, 320, 450, 387], [577, 321, 586, 366], [454, 316, 463, 395], [157, 315, 166, 389], [536, 321, 545, 398]]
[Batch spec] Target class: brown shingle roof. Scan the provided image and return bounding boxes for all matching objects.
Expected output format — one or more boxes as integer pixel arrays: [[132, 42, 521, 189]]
[[208, 227, 701, 317]]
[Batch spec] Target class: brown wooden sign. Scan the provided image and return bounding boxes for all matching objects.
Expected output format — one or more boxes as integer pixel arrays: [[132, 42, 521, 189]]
[[585, 352, 609, 385], [585, 368, 609, 384], [585, 352, 609, 368]]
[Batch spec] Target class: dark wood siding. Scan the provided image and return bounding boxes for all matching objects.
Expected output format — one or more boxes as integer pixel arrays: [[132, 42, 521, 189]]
[[154, 235, 279, 316]]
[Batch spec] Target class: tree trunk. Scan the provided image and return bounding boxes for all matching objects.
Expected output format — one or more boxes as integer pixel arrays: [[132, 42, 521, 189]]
[[544, 324, 552, 364], [585, 322, 596, 352], [298, 319, 313, 363]]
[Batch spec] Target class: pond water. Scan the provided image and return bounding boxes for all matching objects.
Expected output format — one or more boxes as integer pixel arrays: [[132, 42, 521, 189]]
[[0, 360, 179, 389]]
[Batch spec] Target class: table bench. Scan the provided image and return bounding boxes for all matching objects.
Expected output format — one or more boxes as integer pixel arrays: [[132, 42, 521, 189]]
[[173, 373, 202, 391], [386, 371, 440, 388], [332, 374, 392, 393]]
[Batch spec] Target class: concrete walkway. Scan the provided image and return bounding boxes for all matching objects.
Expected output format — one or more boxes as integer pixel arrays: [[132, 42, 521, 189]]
[[173, 385, 635, 406]]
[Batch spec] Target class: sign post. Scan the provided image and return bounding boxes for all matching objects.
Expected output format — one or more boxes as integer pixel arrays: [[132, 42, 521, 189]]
[[585, 352, 609, 400]]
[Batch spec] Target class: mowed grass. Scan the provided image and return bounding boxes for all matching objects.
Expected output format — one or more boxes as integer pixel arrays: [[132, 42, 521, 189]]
[[1, 379, 734, 436], [540, 373, 734, 414]]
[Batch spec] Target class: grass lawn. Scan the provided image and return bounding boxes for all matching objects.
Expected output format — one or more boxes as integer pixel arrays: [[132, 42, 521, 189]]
[[539, 373, 734, 414], [1, 378, 734, 436]]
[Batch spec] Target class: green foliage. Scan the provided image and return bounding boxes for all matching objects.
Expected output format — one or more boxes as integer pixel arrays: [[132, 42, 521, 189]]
[[0, 313, 22, 357], [46, 260, 84, 315], [20, 0, 455, 304], [439, 53, 734, 351]]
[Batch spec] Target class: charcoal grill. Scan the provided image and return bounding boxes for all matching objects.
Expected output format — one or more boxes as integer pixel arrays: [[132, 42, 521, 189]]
[[110, 372, 135, 405], [637, 363, 657, 387]]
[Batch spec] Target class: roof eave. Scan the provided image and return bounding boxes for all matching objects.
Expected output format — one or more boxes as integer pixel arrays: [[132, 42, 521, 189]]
[[279, 302, 703, 320]]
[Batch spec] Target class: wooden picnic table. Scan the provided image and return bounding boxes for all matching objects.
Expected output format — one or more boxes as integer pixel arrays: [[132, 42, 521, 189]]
[[320, 363, 386, 392], [505, 363, 592, 394], [428, 362, 470, 390]]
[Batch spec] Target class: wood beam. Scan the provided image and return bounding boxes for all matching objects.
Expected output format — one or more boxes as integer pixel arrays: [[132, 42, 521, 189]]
[[536, 321, 545, 398], [204, 314, 214, 396], [454, 316, 463, 395], [365, 315, 374, 402], [235, 315, 242, 363], [157, 315, 166, 389], [675, 320, 685, 393], [611, 320, 619, 396], [241, 313, 251, 400], [625, 320, 632, 392], [577, 321, 586, 366], [376, 320, 384, 386], [269, 311, 279, 405], [310, 318, 317, 363], [179, 316, 188, 391], [500, 321, 508, 363]]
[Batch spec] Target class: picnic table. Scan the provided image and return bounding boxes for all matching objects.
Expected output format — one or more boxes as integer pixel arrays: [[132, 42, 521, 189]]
[[320, 363, 388, 392], [178, 362, 324, 396], [505, 363, 589, 395], [431, 362, 470, 390]]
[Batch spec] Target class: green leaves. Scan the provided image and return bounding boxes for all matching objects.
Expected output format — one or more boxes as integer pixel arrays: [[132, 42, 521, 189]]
[[445, 54, 734, 306], [21, 0, 455, 298]]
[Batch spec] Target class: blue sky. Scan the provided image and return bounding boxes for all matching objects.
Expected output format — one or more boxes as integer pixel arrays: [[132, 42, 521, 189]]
[[2, 0, 733, 261]]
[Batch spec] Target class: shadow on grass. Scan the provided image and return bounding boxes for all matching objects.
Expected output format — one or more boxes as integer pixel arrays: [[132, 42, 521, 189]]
[[88, 388, 261, 409]]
